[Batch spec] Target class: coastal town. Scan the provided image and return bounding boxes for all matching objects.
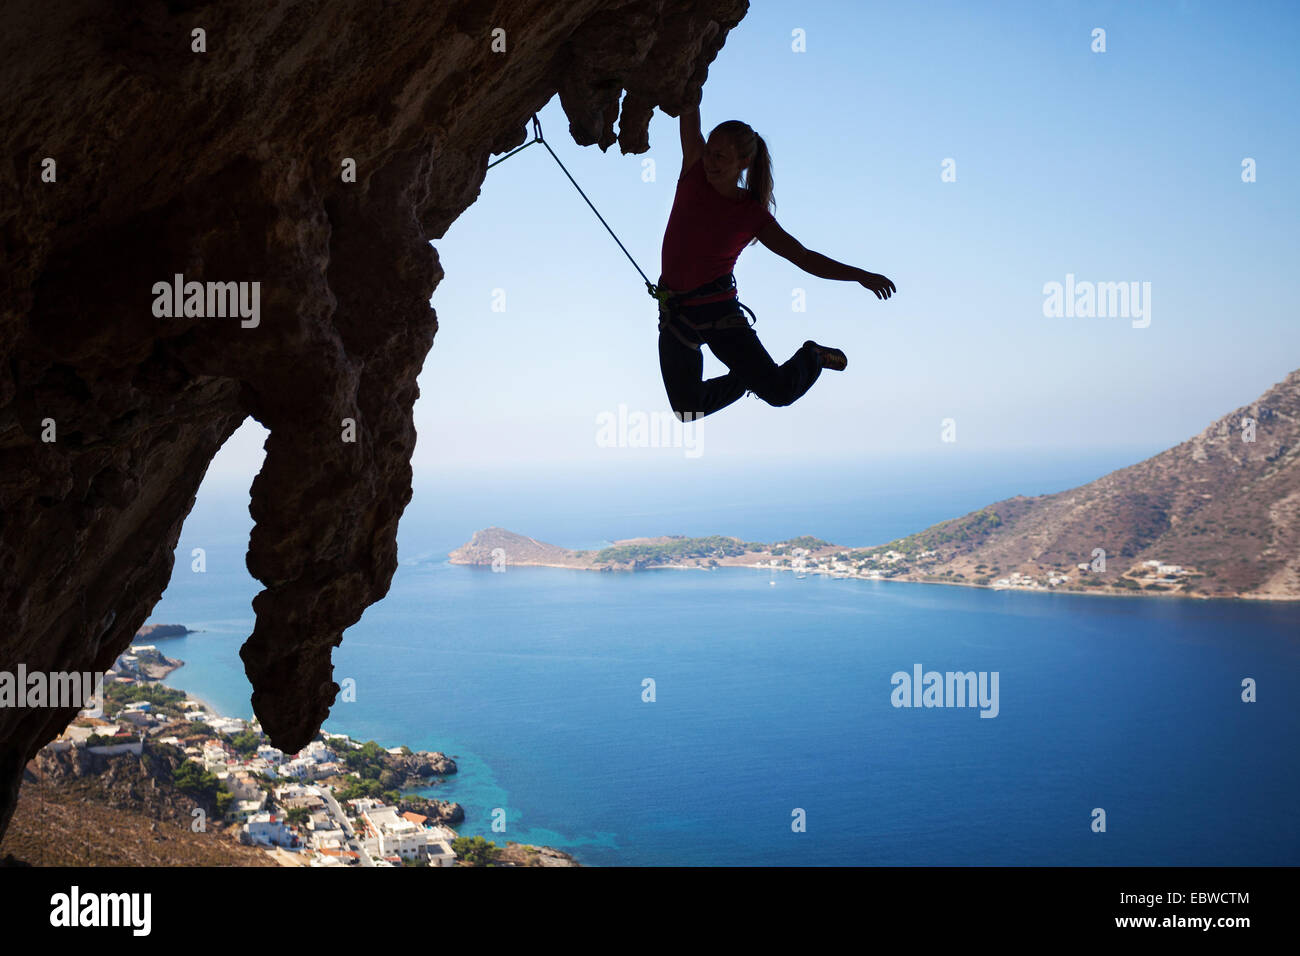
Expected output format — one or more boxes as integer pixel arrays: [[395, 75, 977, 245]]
[[756, 548, 1200, 595], [36, 641, 576, 867]]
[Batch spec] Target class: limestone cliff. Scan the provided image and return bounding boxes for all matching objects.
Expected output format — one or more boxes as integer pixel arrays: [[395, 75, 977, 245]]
[[0, 0, 750, 839]]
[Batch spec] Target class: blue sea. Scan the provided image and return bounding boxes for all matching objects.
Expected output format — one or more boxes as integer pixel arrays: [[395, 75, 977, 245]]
[[145, 451, 1300, 866]]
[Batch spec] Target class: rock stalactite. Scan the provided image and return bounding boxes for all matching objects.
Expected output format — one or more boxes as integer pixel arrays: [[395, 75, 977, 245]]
[[0, 0, 749, 839]]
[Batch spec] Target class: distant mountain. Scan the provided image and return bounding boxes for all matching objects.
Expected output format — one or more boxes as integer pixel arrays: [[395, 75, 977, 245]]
[[889, 368, 1299, 599]]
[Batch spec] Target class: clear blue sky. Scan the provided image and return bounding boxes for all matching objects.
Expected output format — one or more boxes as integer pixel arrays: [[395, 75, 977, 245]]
[[212, 0, 1300, 485]]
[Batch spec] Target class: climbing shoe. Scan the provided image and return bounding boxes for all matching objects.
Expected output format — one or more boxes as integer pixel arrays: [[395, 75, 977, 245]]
[[805, 340, 848, 371]]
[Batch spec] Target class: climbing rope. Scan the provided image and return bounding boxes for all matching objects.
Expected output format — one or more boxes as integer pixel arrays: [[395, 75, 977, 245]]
[[487, 113, 668, 301], [484, 114, 544, 169]]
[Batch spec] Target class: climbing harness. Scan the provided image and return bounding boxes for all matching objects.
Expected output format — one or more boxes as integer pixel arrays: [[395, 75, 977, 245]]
[[652, 273, 758, 352], [486, 111, 761, 347]]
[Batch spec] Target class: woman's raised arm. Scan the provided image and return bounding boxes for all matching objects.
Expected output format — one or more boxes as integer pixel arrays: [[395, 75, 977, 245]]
[[679, 106, 705, 172]]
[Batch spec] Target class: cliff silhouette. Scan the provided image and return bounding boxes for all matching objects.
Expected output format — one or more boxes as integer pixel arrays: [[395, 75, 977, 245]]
[[0, 0, 751, 841]]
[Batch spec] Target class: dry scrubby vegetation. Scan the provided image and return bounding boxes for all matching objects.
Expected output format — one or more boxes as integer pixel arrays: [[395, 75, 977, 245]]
[[2, 772, 274, 867], [589, 535, 831, 565]]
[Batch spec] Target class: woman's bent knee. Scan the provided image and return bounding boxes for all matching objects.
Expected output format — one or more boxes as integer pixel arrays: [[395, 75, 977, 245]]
[[749, 381, 795, 407]]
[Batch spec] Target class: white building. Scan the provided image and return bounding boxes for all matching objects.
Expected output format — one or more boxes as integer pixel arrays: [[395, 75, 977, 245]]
[[208, 717, 246, 736], [425, 840, 457, 867], [87, 736, 144, 756], [277, 757, 314, 779], [245, 757, 278, 778], [361, 806, 455, 863], [201, 742, 232, 770], [310, 850, 355, 866], [243, 812, 297, 848], [302, 740, 332, 762], [202, 740, 229, 756], [218, 771, 262, 802], [276, 787, 326, 812], [362, 807, 425, 860], [310, 828, 347, 851], [231, 795, 268, 822], [274, 782, 316, 801]]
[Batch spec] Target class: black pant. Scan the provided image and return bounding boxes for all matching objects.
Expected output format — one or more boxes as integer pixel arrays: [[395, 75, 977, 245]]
[[658, 297, 823, 420]]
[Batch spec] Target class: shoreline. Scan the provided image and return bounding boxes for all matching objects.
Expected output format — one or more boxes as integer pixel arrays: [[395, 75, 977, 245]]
[[144, 671, 587, 868], [145, 658, 185, 681], [144, 656, 586, 866], [153, 658, 235, 724], [451, 555, 1295, 604], [151, 657, 443, 782], [738, 562, 1297, 604]]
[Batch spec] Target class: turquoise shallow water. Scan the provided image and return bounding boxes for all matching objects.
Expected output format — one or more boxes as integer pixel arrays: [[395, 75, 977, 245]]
[[145, 455, 1300, 865]]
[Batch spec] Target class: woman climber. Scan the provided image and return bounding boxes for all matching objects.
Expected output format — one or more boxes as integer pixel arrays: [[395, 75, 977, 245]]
[[656, 104, 896, 421]]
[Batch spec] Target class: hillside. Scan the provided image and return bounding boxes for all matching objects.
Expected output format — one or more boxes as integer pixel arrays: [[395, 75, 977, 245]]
[[1, 748, 276, 867], [892, 368, 1299, 598]]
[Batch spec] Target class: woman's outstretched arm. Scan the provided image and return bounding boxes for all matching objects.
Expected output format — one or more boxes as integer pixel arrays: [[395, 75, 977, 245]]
[[757, 221, 896, 300]]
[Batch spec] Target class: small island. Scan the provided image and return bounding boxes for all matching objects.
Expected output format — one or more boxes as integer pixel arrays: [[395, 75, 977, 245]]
[[134, 623, 196, 640]]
